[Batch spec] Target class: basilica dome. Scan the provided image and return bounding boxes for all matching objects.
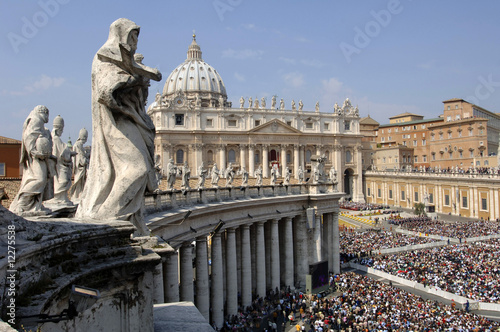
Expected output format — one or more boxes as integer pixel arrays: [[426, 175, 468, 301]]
[[162, 35, 227, 107]]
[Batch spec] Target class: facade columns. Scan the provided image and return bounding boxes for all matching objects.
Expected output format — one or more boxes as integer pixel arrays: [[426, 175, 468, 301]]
[[219, 144, 227, 171], [163, 251, 179, 303], [270, 219, 280, 291], [310, 213, 322, 263], [255, 221, 266, 298], [192, 144, 203, 176], [249, 144, 255, 176], [300, 145, 305, 170], [282, 217, 294, 288], [162, 143, 172, 176], [210, 233, 224, 328], [294, 144, 300, 179], [332, 212, 340, 274], [240, 144, 247, 170], [240, 225, 252, 308], [294, 214, 308, 289], [281, 145, 287, 174], [263, 145, 269, 178], [225, 228, 238, 317], [179, 243, 194, 302], [195, 237, 210, 322]]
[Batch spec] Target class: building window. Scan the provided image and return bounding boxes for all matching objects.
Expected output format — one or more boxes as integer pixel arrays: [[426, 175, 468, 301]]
[[228, 119, 237, 127], [287, 121, 292, 126], [0, 163, 4, 176], [207, 150, 213, 163], [447, 106, 450, 110], [462, 196, 468, 208], [432, 154, 436, 161], [448, 132, 452, 139], [414, 192, 418, 202], [286, 151, 291, 164], [254, 151, 260, 164], [175, 114, 184, 126], [206, 118, 213, 127], [306, 150, 312, 162], [444, 194, 450, 206], [439, 133, 443, 140], [449, 151, 453, 159], [458, 131, 462, 137], [346, 150, 352, 163], [255, 120, 261, 127], [367, 187, 371, 196], [429, 193, 433, 203], [422, 139, 426, 146], [324, 123, 330, 130], [459, 151, 463, 158], [344, 121, 350, 131], [228, 149, 236, 163], [176, 149, 184, 164], [482, 198, 488, 210], [395, 128, 398, 132], [470, 150, 474, 158], [305, 122, 313, 129], [401, 191, 405, 201], [447, 115, 451, 122], [423, 155, 427, 162], [381, 137, 385, 142], [389, 189, 393, 199], [378, 188, 381, 198], [413, 140, 417, 146], [469, 129, 473, 136]]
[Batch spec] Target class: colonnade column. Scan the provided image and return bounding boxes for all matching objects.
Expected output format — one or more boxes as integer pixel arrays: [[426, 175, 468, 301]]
[[294, 144, 300, 179], [300, 145, 305, 170], [240, 144, 247, 171], [310, 213, 322, 263], [240, 225, 252, 308], [193, 143, 203, 176], [179, 243, 194, 302], [195, 237, 210, 322], [210, 233, 224, 328], [219, 144, 227, 171], [163, 251, 179, 303], [270, 219, 280, 292], [324, 213, 333, 273], [162, 143, 172, 176], [255, 221, 266, 298], [263, 145, 269, 178], [332, 212, 340, 274], [226, 229, 238, 317], [294, 214, 308, 289], [281, 145, 287, 175], [249, 144, 255, 176], [282, 217, 294, 288]]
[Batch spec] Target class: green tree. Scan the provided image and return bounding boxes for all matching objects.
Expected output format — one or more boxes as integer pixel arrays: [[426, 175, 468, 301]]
[[414, 202, 426, 216]]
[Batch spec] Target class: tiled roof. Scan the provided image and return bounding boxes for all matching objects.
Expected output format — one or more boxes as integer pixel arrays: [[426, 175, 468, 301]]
[[0, 136, 21, 144]]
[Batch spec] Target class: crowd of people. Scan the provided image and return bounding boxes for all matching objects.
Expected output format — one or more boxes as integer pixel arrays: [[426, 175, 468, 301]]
[[297, 272, 500, 331], [340, 230, 435, 257], [389, 217, 500, 238], [340, 201, 390, 211], [360, 239, 500, 303]]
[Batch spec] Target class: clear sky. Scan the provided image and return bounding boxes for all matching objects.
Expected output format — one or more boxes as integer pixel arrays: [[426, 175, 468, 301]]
[[2, 0, 500, 143]]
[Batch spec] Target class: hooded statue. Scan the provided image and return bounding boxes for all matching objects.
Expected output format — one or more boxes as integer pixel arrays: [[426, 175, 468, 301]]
[[76, 18, 162, 235]]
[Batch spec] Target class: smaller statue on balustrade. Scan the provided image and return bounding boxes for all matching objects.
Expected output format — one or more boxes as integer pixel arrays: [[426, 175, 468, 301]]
[[248, 97, 253, 108], [298, 100, 303, 112], [153, 154, 163, 192], [166, 158, 178, 190], [261, 97, 266, 108], [291, 100, 296, 111], [315, 102, 320, 112], [280, 98, 285, 110], [298, 165, 304, 183], [270, 164, 280, 185], [283, 166, 290, 185], [271, 95, 277, 109], [239, 166, 249, 186], [225, 163, 235, 187], [255, 165, 263, 186], [211, 162, 220, 187], [329, 167, 338, 191], [239, 96, 245, 108], [181, 161, 191, 190], [197, 162, 207, 189], [254, 98, 259, 109]]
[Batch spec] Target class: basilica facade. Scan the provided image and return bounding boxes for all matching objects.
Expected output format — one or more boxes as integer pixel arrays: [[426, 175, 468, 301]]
[[148, 35, 365, 202]]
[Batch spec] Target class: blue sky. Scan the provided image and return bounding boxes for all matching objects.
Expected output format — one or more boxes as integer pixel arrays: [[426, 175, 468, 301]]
[[1, 0, 500, 143]]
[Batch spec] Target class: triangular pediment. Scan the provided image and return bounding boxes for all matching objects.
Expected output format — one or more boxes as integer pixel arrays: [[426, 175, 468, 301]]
[[249, 119, 302, 134]]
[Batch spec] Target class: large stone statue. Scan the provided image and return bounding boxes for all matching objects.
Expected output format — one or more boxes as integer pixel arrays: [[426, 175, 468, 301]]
[[166, 159, 177, 190], [254, 98, 259, 109], [261, 97, 266, 108], [329, 167, 338, 191], [225, 162, 235, 187], [270, 164, 279, 185], [248, 97, 253, 108], [239, 96, 244, 108], [10, 105, 53, 216], [298, 165, 304, 183], [280, 98, 285, 110], [76, 18, 162, 236], [153, 154, 163, 191], [291, 100, 296, 110], [70, 128, 89, 203], [255, 165, 263, 186], [283, 166, 290, 185], [211, 162, 220, 187], [298, 100, 303, 112], [47, 115, 76, 206], [197, 162, 207, 189], [181, 161, 191, 190], [271, 95, 276, 109], [239, 166, 249, 186], [312, 154, 327, 184], [315, 102, 320, 112]]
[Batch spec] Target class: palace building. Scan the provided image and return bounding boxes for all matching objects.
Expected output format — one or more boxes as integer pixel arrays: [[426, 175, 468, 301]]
[[148, 35, 365, 202]]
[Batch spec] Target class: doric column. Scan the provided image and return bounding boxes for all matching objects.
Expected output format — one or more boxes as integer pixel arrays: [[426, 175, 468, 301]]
[[300, 145, 305, 170], [265, 222, 272, 289], [219, 144, 227, 171], [324, 213, 334, 273], [162, 143, 172, 175], [249, 144, 255, 176], [281, 145, 287, 174], [263, 144, 269, 178], [255, 221, 266, 298], [235, 227, 242, 296], [153, 262, 164, 304], [195, 237, 210, 322], [332, 212, 340, 274], [270, 219, 280, 291], [179, 243, 194, 302], [294, 144, 300, 179], [225, 228, 238, 317], [240, 225, 252, 308], [293, 214, 308, 289], [310, 213, 321, 263], [163, 251, 179, 303], [240, 144, 247, 170], [333, 143, 342, 194], [282, 217, 294, 288], [316, 144, 322, 157], [210, 233, 224, 328]]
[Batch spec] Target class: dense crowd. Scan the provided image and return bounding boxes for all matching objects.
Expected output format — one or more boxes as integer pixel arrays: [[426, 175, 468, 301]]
[[361, 239, 500, 303], [340, 230, 435, 257], [340, 201, 389, 211], [299, 272, 499, 331], [389, 217, 500, 238]]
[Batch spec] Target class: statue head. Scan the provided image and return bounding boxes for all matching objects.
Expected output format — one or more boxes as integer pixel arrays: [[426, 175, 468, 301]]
[[134, 53, 144, 64], [169, 158, 174, 164], [98, 18, 140, 62], [53, 115, 64, 136], [34, 105, 49, 123], [78, 128, 88, 143]]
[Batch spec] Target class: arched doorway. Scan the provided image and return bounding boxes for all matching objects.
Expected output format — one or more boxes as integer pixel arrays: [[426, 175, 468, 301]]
[[344, 168, 354, 199]]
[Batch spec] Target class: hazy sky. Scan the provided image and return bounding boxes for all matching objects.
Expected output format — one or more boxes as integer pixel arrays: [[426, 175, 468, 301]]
[[2, 0, 500, 143]]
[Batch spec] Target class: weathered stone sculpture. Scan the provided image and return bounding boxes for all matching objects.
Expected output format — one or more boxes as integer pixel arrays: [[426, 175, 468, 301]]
[[166, 159, 177, 190], [239, 96, 244, 108], [255, 165, 263, 186], [271, 95, 276, 109], [76, 18, 162, 236], [248, 97, 253, 108], [197, 161, 207, 189], [225, 162, 235, 187], [298, 165, 304, 183], [47, 115, 76, 206], [261, 97, 266, 108], [283, 166, 290, 185], [181, 161, 191, 190], [70, 128, 89, 203], [239, 166, 249, 186], [154, 154, 163, 191], [211, 162, 220, 187], [312, 154, 327, 184], [291, 100, 296, 110], [298, 100, 303, 112], [254, 98, 259, 109], [329, 167, 338, 191], [10, 105, 53, 216], [315, 102, 320, 112], [270, 164, 279, 185], [280, 98, 285, 110]]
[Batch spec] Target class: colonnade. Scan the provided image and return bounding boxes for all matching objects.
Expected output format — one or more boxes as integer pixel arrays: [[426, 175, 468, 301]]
[[155, 211, 340, 328]]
